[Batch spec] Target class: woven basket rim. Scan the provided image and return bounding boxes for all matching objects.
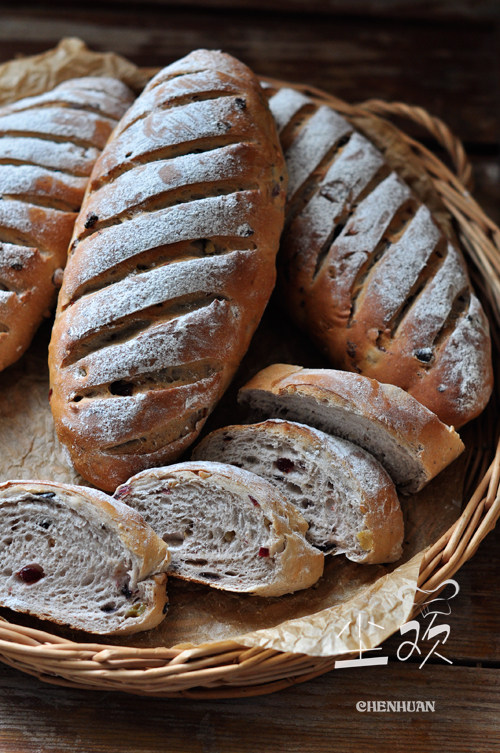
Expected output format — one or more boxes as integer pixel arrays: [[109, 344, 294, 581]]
[[1, 77, 499, 699]]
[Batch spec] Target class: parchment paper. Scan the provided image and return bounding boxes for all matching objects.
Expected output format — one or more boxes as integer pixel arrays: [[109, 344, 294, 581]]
[[0, 39, 467, 657]]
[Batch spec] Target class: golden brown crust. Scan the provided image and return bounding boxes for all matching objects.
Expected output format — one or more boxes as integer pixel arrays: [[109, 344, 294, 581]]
[[0, 77, 135, 372], [49, 50, 287, 492], [265, 85, 493, 428], [238, 364, 465, 493]]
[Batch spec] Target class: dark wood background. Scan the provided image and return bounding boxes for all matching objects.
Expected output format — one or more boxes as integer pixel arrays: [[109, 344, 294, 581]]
[[0, 1, 498, 751]]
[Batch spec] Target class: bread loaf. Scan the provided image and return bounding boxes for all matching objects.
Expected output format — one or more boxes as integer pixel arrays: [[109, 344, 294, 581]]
[[193, 419, 404, 564], [49, 50, 287, 492], [0, 480, 169, 634], [114, 461, 324, 597], [0, 77, 134, 371], [238, 364, 464, 494], [265, 84, 493, 428]]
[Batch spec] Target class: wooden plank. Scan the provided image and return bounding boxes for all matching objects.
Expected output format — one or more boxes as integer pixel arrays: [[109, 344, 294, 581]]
[[0, 8, 497, 144], [0, 662, 498, 752], [33, 1, 500, 21]]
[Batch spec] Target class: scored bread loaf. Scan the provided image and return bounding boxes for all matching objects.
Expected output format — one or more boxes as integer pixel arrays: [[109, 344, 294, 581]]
[[0, 77, 134, 371], [114, 461, 324, 597], [265, 84, 493, 428], [49, 50, 287, 492], [0, 480, 170, 634], [193, 419, 404, 564], [238, 364, 464, 494]]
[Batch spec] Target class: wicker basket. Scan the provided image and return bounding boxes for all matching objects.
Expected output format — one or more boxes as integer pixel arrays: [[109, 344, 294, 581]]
[[0, 82, 498, 699]]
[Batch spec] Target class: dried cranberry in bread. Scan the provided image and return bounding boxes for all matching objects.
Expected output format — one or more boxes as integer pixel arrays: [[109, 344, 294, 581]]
[[0, 77, 134, 371], [114, 461, 324, 597], [0, 480, 169, 634], [265, 85, 493, 428], [238, 364, 464, 494], [49, 51, 287, 492], [193, 419, 404, 564]]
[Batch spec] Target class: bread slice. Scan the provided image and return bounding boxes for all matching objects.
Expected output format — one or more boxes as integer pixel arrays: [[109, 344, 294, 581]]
[[193, 419, 403, 564], [0, 480, 170, 634], [114, 461, 324, 597], [238, 364, 465, 494]]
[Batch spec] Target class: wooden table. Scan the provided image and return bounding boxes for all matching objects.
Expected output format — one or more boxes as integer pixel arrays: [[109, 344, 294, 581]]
[[0, 2, 498, 750]]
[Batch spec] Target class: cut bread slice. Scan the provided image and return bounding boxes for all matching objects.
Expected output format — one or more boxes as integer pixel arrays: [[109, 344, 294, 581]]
[[0, 480, 170, 635], [193, 419, 403, 564], [114, 461, 324, 597], [238, 364, 464, 494]]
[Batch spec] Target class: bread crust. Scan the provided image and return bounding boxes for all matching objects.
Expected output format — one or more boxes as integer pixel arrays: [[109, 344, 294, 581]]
[[238, 364, 465, 493], [0, 77, 134, 372], [115, 460, 324, 597], [49, 50, 287, 492], [266, 85, 493, 428], [0, 480, 169, 634]]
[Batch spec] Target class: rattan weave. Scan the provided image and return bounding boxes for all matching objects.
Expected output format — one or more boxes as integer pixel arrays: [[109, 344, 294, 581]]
[[0, 81, 498, 699]]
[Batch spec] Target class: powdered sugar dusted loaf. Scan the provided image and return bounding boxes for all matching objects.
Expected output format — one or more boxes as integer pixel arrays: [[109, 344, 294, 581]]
[[0, 480, 169, 635], [193, 419, 404, 564], [49, 50, 287, 491], [0, 77, 134, 371], [265, 84, 493, 428], [238, 364, 465, 494], [114, 461, 324, 597]]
